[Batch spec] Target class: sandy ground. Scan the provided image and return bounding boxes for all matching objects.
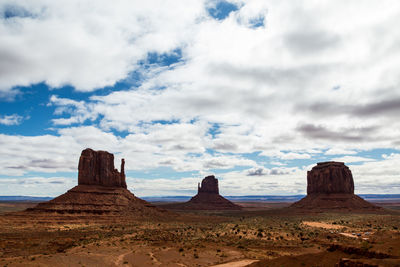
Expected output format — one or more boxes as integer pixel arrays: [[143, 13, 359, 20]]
[[339, 232, 358, 238], [302, 221, 345, 229], [0, 203, 399, 266], [210, 259, 259, 267]]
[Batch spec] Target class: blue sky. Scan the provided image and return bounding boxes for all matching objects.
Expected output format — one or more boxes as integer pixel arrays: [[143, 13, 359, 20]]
[[1, 0, 400, 197]]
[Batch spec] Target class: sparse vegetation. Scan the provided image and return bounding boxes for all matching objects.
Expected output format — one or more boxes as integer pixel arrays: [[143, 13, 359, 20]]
[[0, 205, 399, 266]]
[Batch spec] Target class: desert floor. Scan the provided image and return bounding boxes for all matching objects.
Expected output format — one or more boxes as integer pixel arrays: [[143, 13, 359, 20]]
[[0, 201, 399, 267]]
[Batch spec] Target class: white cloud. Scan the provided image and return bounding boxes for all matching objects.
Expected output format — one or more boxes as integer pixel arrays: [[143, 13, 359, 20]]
[[0, 133, 81, 175], [351, 153, 400, 194], [247, 166, 293, 176], [331, 156, 375, 163], [1, 0, 400, 195], [46, 0, 400, 155], [0, 114, 24, 125], [325, 148, 358, 155], [0, 124, 256, 176], [261, 151, 312, 160], [0, 177, 76, 197], [0, 0, 207, 96]]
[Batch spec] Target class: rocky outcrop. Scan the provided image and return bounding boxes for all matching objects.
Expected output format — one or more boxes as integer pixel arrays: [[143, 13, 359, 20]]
[[290, 161, 381, 212], [198, 175, 219, 194], [163, 175, 241, 210], [78, 148, 126, 188], [307, 162, 353, 194], [28, 148, 167, 217]]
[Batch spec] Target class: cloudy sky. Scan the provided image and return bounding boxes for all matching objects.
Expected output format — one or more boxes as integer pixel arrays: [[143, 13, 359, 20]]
[[0, 0, 399, 197]]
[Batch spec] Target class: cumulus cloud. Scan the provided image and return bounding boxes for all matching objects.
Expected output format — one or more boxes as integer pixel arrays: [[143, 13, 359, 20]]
[[325, 148, 358, 155], [1, 0, 400, 195], [296, 123, 378, 143], [261, 151, 312, 160], [0, 0, 206, 95], [247, 166, 292, 176], [247, 167, 267, 176], [49, 95, 96, 125], [46, 0, 400, 154], [300, 97, 400, 119], [0, 177, 75, 196], [0, 114, 24, 125], [332, 156, 374, 164]]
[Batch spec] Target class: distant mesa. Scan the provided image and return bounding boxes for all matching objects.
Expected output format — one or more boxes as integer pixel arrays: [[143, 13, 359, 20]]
[[28, 148, 167, 216], [164, 175, 241, 210], [290, 161, 381, 212]]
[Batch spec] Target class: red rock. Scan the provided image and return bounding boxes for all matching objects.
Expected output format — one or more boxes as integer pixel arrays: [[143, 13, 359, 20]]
[[198, 175, 219, 194], [164, 175, 241, 210], [78, 148, 126, 188], [28, 148, 168, 217], [291, 161, 381, 212], [307, 162, 354, 194]]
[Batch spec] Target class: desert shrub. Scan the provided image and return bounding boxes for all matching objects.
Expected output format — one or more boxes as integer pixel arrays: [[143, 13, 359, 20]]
[[361, 241, 372, 252]]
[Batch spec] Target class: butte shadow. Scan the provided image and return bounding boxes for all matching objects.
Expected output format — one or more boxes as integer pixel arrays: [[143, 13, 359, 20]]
[[289, 161, 382, 212], [27, 148, 168, 217], [163, 175, 242, 210]]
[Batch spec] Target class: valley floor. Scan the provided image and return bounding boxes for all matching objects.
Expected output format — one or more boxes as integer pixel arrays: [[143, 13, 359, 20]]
[[0, 202, 399, 266]]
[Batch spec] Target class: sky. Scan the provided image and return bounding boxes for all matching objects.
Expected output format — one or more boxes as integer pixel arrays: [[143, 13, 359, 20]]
[[0, 0, 399, 197]]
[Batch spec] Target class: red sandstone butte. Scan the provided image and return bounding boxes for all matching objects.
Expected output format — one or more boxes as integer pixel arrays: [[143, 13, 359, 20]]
[[290, 161, 381, 212], [28, 148, 167, 216], [307, 162, 354, 194], [78, 148, 127, 188], [197, 175, 219, 194], [164, 175, 241, 210]]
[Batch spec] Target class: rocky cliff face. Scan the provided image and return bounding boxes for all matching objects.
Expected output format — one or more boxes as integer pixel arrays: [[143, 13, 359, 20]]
[[307, 161, 354, 195], [78, 148, 126, 188], [198, 175, 219, 194], [290, 161, 380, 211], [29, 148, 170, 216]]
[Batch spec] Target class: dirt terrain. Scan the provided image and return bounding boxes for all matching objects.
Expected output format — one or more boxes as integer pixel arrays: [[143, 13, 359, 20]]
[[0, 202, 39, 214], [0, 202, 399, 267]]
